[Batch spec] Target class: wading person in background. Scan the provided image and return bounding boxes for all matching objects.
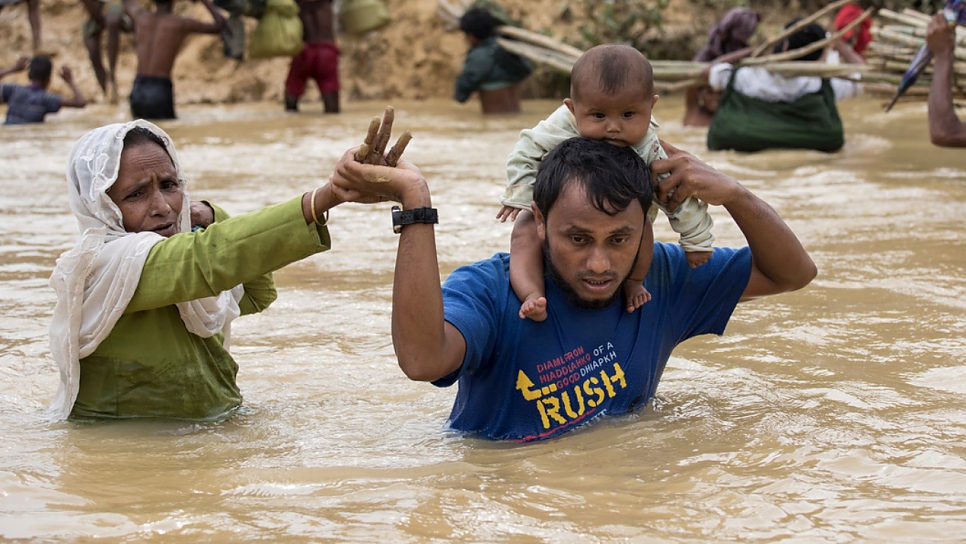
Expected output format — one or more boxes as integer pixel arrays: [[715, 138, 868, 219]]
[[0, 55, 87, 125], [123, 0, 226, 120], [330, 130, 816, 442], [453, 7, 532, 114], [284, 0, 339, 114]]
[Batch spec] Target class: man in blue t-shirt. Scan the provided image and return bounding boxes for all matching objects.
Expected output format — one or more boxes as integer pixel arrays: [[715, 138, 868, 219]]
[[0, 55, 87, 125], [331, 136, 817, 442]]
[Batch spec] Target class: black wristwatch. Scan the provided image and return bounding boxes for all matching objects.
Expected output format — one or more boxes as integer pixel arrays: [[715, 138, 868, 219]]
[[391, 206, 438, 234]]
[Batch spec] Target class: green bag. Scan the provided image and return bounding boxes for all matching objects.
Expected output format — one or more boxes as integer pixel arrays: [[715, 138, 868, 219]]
[[707, 67, 844, 153], [248, 0, 304, 59]]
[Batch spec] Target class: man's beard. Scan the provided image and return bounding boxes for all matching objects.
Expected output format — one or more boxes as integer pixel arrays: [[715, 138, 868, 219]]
[[544, 244, 629, 311]]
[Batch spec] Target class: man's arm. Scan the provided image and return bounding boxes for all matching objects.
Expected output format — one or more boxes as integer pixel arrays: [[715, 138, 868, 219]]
[[650, 141, 816, 301], [181, 0, 227, 34], [330, 150, 467, 381], [58, 66, 87, 108], [926, 13, 966, 148]]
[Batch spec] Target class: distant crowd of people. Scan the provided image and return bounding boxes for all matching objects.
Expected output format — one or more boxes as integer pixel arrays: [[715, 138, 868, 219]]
[[0, 0, 340, 124], [2, 1, 964, 149]]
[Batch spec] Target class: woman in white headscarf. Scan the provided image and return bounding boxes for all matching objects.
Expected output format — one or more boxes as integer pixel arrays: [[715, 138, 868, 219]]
[[48, 119, 341, 421]]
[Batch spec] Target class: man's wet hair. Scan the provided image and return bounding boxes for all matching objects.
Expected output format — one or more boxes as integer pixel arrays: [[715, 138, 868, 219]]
[[459, 8, 500, 41], [773, 19, 826, 61], [27, 55, 52, 82], [533, 137, 653, 219], [570, 44, 654, 101]]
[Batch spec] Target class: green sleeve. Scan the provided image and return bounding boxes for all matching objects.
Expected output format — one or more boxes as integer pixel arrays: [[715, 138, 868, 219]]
[[127, 195, 329, 313]]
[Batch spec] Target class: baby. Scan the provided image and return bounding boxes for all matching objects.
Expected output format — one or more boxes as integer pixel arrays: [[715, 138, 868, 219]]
[[497, 44, 716, 321]]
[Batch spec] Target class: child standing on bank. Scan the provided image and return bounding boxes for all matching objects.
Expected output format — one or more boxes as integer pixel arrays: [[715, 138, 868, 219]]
[[497, 44, 715, 321]]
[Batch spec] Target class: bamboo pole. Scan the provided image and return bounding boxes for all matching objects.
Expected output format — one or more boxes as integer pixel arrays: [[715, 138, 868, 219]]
[[496, 25, 585, 60], [743, 7, 875, 65], [495, 38, 576, 73], [749, 0, 853, 57]]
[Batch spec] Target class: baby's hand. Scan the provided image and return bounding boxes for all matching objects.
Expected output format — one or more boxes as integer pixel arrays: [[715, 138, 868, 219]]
[[685, 250, 713, 268], [496, 205, 521, 222]]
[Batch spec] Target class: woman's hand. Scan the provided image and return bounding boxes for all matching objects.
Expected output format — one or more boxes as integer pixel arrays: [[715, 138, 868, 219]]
[[189, 201, 214, 230], [330, 148, 431, 208]]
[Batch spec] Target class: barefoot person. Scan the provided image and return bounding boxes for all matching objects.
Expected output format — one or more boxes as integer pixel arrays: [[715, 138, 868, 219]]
[[81, 0, 133, 104], [284, 0, 339, 114], [499, 45, 715, 322], [123, 0, 226, 119], [0, 0, 43, 53]]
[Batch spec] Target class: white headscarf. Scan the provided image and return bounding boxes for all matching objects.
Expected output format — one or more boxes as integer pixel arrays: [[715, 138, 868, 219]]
[[48, 120, 244, 421]]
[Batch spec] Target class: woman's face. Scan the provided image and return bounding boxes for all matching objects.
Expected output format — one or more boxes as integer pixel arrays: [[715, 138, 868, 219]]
[[106, 141, 183, 237]]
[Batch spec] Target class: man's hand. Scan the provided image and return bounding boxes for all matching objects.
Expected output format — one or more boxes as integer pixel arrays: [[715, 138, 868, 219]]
[[926, 13, 955, 57], [12, 57, 29, 72], [649, 140, 742, 211]]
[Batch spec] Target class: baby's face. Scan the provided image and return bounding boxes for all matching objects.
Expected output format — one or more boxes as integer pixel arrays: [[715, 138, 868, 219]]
[[566, 83, 658, 148]]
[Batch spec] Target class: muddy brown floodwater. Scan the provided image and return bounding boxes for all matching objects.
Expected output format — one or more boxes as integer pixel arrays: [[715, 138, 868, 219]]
[[1, 95, 965, 542]]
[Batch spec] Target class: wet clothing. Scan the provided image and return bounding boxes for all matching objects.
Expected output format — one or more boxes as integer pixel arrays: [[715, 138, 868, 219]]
[[70, 197, 332, 420], [454, 36, 531, 103], [1, 83, 62, 125], [129, 75, 175, 120], [285, 40, 340, 97], [504, 105, 715, 253], [433, 244, 752, 441], [706, 65, 853, 152], [707, 63, 861, 103]]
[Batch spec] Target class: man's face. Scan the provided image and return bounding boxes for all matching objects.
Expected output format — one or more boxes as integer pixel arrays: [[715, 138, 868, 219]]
[[565, 83, 658, 148], [533, 182, 648, 309]]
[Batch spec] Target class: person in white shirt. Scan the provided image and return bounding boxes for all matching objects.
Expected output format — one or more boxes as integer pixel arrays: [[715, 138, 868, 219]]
[[701, 19, 865, 152]]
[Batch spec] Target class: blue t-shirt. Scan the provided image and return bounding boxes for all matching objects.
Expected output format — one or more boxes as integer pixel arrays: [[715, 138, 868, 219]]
[[437, 242, 752, 442], [1, 83, 62, 125]]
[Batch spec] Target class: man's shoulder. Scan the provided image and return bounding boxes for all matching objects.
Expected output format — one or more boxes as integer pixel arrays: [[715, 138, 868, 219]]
[[448, 253, 510, 282]]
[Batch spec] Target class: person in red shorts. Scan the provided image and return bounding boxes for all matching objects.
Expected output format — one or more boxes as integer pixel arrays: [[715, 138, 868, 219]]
[[285, 0, 339, 114]]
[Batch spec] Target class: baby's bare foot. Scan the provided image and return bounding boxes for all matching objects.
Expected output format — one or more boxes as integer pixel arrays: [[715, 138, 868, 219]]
[[623, 281, 651, 313], [519, 293, 548, 322], [686, 250, 713, 268]]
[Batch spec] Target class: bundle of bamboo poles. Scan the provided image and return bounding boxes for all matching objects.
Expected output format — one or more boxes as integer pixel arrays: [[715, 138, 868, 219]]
[[863, 8, 966, 102], [437, 0, 952, 96]]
